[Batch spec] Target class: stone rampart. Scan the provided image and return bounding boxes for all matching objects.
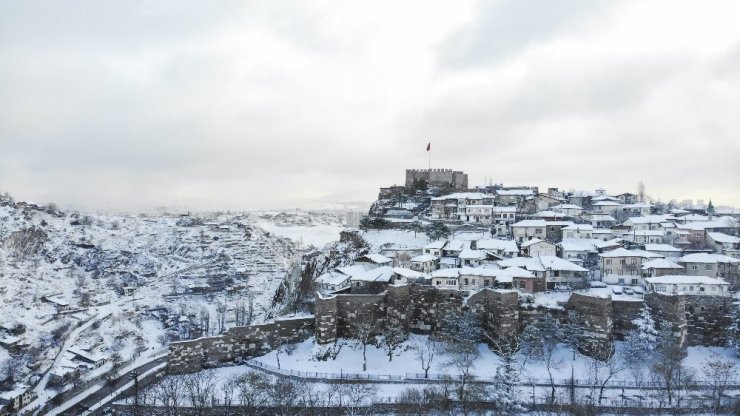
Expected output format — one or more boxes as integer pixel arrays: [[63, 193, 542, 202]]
[[168, 316, 314, 374]]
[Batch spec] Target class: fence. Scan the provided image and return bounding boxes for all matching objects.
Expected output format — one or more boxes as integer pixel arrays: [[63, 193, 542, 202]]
[[245, 359, 740, 390]]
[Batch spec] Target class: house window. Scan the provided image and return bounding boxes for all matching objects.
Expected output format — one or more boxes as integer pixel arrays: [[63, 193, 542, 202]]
[[436, 281, 440, 286], [631, 279, 638, 285], [472, 279, 476, 285], [604, 268, 611, 274], [689, 286, 694, 291], [705, 265, 712, 271], [631, 258, 637, 264], [620, 259, 626, 265], [699, 287, 705, 292], [618, 278, 624, 284], [691, 264, 698, 270], [519, 281, 526, 289], [630, 270, 637, 275], [605, 259, 612, 265], [618, 270, 623, 275], [484, 280, 490, 286], [655, 284, 666, 291]]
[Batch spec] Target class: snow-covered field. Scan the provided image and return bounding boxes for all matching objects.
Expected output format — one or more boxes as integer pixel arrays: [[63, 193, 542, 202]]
[[254, 211, 346, 249]]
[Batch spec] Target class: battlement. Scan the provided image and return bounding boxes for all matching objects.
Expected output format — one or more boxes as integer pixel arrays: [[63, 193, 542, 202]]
[[405, 168, 468, 189]]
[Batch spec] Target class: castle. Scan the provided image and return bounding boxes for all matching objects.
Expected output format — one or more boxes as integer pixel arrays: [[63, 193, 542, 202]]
[[405, 169, 468, 189]]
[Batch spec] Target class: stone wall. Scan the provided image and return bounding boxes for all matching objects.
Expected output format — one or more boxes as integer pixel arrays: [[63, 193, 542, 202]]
[[645, 293, 687, 346], [405, 169, 468, 189], [567, 294, 613, 357], [684, 296, 733, 346], [168, 317, 314, 374], [611, 299, 644, 340], [468, 289, 520, 339]]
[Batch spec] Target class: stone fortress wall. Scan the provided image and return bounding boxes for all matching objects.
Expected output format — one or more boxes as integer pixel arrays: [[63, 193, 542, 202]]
[[405, 169, 468, 189], [167, 285, 733, 374]]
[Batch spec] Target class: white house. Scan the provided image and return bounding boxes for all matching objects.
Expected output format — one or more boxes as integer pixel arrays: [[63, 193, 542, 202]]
[[431, 268, 460, 290], [476, 239, 519, 258], [599, 248, 663, 286], [521, 238, 557, 257], [510, 220, 546, 243], [409, 254, 439, 273], [644, 243, 683, 258], [551, 203, 584, 217], [645, 275, 730, 297], [562, 224, 594, 239], [641, 258, 684, 277]]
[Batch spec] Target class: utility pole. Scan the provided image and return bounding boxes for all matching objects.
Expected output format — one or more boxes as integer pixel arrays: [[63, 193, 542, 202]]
[[130, 370, 140, 416]]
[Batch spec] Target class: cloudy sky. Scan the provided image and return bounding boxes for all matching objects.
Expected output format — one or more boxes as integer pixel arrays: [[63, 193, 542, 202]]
[[1, 1, 739, 212]]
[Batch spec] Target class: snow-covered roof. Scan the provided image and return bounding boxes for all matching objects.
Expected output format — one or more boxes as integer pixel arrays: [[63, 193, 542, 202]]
[[595, 238, 623, 249], [498, 256, 587, 272], [599, 248, 663, 258], [552, 204, 584, 210], [445, 240, 470, 251], [593, 201, 623, 206], [459, 266, 501, 277], [476, 239, 518, 253], [316, 271, 351, 286], [678, 253, 740, 264], [707, 232, 740, 244], [424, 241, 446, 250], [459, 249, 487, 260], [431, 269, 460, 278], [491, 206, 517, 213], [496, 189, 534, 196], [631, 230, 665, 236], [511, 220, 546, 227], [410, 254, 437, 263], [432, 192, 489, 201], [562, 224, 594, 231], [641, 258, 683, 270], [361, 254, 393, 264], [335, 263, 376, 278], [535, 210, 567, 218], [559, 238, 599, 252], [392, 267, 426, 279], [623, 203, 652, 209], [587, 214, 616, 222], [352, 266, 395, 282], [644, 243, 682, 252], [521, 238, 548, 248], [646, 275, 729, 285]]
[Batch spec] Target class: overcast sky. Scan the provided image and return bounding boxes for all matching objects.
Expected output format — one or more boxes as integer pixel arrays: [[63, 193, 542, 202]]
[[1, 1, 739, 212]]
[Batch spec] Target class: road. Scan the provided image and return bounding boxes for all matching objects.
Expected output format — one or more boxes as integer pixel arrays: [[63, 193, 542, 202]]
[[47, 356, 167, 416]]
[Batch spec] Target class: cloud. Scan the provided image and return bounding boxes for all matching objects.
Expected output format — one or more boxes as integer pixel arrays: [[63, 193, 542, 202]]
[[437, 0, 611, 68]]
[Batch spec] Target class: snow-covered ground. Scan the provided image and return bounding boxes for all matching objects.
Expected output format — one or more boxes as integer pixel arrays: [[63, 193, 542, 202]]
[[254, 211, 346, 249], [360, 230, 430, 252], [0, 200, 322, 400]]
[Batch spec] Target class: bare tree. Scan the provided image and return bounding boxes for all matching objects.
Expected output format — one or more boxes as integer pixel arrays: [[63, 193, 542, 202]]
[[380, 319, 407, 362], [586, 343, 624, 405], [650, 324, 687, 406], [183, 371, 217, 415], [153, 376, 184, 416], [351, 311, 380, 372], [338, 382, 378, 416], [236, 372, 271, 412], [413, 337, 438, 378], [701, 352, 737, 411], [216, 301, 227, 334]]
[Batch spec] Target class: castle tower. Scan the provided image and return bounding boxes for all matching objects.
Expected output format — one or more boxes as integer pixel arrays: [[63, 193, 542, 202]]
[[707, 199, 715, 220]]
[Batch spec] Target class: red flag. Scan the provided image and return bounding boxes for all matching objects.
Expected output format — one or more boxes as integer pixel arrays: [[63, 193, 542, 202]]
[[426, 142, 431, 151]]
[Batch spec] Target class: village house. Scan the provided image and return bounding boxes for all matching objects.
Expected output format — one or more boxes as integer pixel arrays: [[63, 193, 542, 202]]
[[584, 214, 616, 229], [641, 258, 684, 277], [491, 206, 517, 235], [521, 238, 557, 257], [645, 275, 730, 297], [626, 230, 665, 244], [475, 238, 519, 258], [567, 190, 596, 210], [677, 253, 740, 284], [622, 203, 652, 216], [644, 243, 683, 258], [599, 247, 663, 286], [430, 192, 494, 221], [496, 188, 535, 206], [592, 229, 613, 241], [544, 221, 574, 243], [315, 271, 352, 293], [498, 256, 588, 291], [510, 219, 546, 243], [615, 192, 639, 204], [591, 201, 623, 216], [0, 386, 36, 415], [558, 239, 599, 266], [422, 241, 446, 257], [409, 254, 439, 273], [551, 203, 584, 217], [706, 232, 740, 255], [431, 268, 460, 290], [562, 224, 594, 239], [522, 193, 565, 214]]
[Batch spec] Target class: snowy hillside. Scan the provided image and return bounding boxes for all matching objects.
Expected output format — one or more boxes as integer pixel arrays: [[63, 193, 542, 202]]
[[0, 196, 345, 395]]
